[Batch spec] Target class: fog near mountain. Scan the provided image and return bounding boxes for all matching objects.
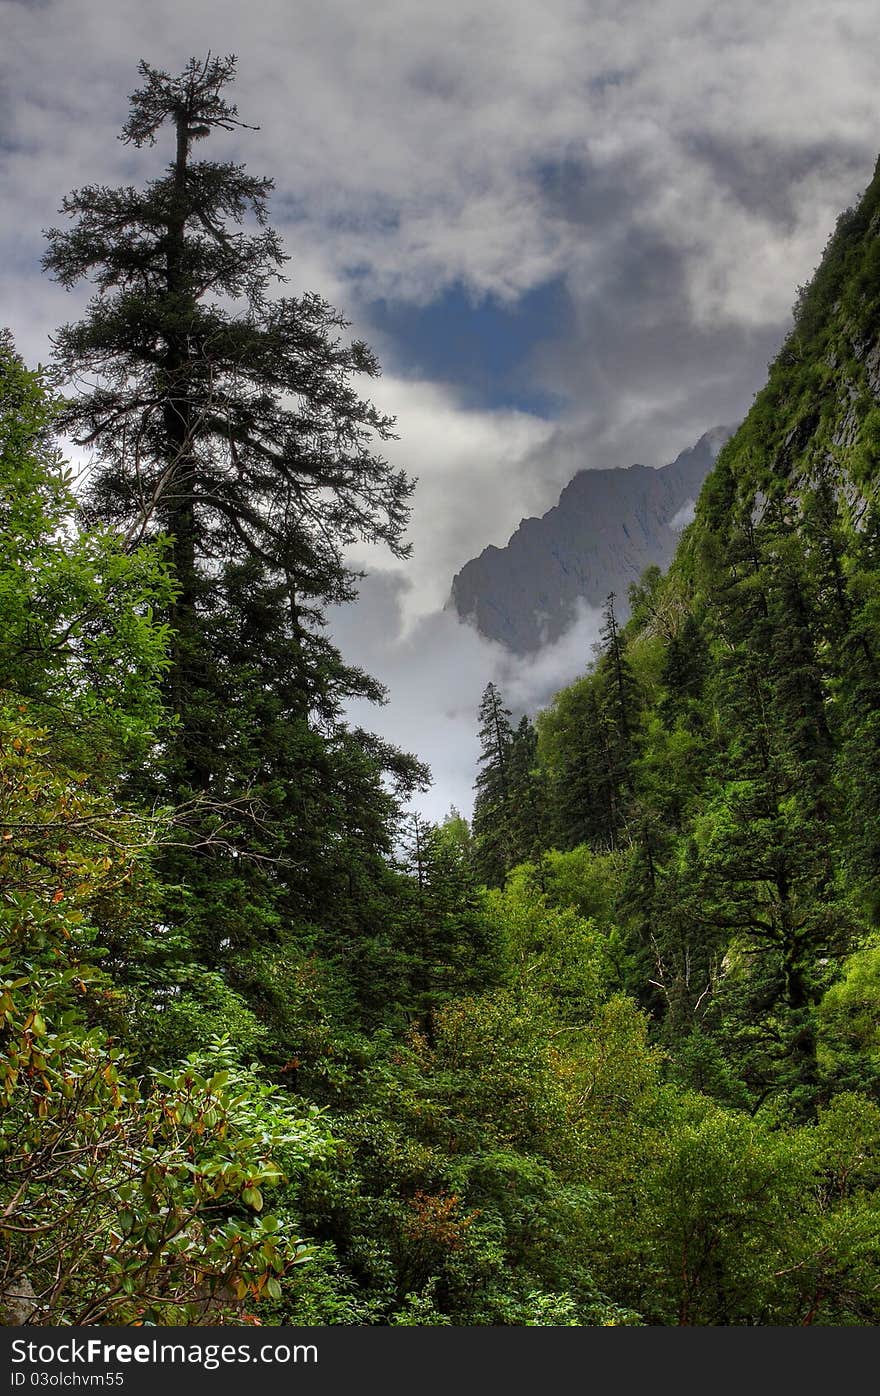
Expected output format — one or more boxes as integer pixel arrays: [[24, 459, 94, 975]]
[[331, 426, 732, 820], [329, 570, 608, 823], [450, 427, 731, 653]]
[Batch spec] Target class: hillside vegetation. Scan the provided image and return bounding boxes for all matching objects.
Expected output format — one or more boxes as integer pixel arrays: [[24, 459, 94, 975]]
[[2, 61, 880, 1327]]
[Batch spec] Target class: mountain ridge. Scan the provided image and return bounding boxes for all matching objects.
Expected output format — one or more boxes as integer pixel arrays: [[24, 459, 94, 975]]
[[450, 425, 731, 654]]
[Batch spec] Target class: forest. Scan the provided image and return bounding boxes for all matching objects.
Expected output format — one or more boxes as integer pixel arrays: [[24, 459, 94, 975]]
[[2, 56, 880, 1327]]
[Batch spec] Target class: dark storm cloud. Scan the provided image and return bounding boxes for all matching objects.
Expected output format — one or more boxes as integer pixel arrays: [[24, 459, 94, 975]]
[[684, 133, 871, 231], [527, 218, 786, 466]]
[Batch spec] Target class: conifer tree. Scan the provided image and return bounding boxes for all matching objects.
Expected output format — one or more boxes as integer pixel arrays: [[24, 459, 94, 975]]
[[542, 674, 623, 853], [681, 516, 854, 1110], [659, 612, 709, 729], [395, 814, 496, 1038], [472, 682, 515, 886], [507, 714, 547, 868], [584, 594, 641, 849], [599, 593, 636, 749], [44, 56, 412, 769], [41, 56, 424, 1046]]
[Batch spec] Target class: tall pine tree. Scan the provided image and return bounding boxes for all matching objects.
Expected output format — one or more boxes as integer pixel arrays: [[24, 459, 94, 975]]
[[44, 56, 411, 762], [472, 682, 515, 886], [42, 56, 424, 1055]]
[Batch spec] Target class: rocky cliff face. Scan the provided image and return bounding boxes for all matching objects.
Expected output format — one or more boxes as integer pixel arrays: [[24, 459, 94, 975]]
[[450, 427, 731, 653]]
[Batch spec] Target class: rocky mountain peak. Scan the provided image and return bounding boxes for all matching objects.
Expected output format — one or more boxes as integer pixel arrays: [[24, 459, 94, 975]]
[[450, 426, 732, 654]]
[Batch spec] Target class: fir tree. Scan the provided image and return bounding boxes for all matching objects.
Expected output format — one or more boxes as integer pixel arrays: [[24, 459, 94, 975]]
[[42, 56, 424, 1049], [659, 612, 709, 728], [507, 715, 548, 869], [591, 593, 641, 848], [472, 682, 515, 886], [552, 682, 618, 850], [396, 814, 497, 1039], [598, 592, 638, 755], [44, 56, 412, 770]]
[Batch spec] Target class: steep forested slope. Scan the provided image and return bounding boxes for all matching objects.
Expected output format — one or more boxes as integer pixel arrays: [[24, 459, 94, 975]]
[[479, 157, 880, 1122], [459, 159, 880, 1323]]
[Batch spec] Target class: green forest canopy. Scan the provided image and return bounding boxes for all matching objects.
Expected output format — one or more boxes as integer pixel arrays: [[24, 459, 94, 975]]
[[2, 57, 880, 1326]]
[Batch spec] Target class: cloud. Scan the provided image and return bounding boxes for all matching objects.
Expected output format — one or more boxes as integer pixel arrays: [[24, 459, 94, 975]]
[[329, 574, 603, 821], [347, 375, 556, 622], [670, 499, 697, 532], [4, 2, 876, 342], [498, 599, 605, 714], [4, 1, 877, 489], [329, 577, 493, 822]]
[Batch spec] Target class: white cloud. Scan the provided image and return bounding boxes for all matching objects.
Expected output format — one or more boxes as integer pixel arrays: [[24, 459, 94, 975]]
[[4, 0, 876, 343], [499, 599, 605, 713], [329, 575, 603, 821], [670, 499, 696, 531], [348, 375, 556, 622]]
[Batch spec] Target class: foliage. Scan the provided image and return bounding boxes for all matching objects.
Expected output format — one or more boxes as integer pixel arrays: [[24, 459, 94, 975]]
[[0, 690, 324, 1325], [5, 56, 880, 1328], [1, 1027, 325, 1324]]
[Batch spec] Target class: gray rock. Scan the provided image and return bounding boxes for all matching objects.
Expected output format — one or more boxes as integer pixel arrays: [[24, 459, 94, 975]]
[[1, 1274, 40, 1325], [450, 427, 731, 653]]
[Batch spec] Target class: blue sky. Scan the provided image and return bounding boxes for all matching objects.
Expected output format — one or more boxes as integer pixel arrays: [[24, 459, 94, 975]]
[[365, 278, 571, 416]]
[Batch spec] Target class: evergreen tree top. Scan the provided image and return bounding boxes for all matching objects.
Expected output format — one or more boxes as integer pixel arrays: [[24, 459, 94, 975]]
[[120, 55, 252, 149], [42, 56, 413, 576]]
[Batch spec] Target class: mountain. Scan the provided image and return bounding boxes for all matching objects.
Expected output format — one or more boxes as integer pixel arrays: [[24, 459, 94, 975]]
[[469, 157, 880, 1147], [679, 188, 880, 578], [450, 426, 731, 653]]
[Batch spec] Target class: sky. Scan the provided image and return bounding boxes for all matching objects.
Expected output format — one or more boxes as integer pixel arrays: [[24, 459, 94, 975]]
[[3, 0, 880, 819]]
